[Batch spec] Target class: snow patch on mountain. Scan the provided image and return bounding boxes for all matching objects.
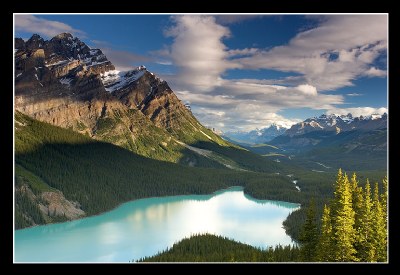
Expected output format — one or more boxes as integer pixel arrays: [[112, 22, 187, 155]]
[[371, 113, 383, 120], [282, 112, 387, 138], [45, 60, 69, 67], [60, 77, 73, 86], [101, 67, 146, 92], [309, 121, 323, 129]]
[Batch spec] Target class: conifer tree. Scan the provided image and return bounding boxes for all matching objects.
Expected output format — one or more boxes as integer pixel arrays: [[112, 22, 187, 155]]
[[331, 170, 358, 261], [316, 204, 333, 261], [371, 182, 387, 262], [299, 198, 318, 262], [358, 180, 374, 261], [381, 176, 388, 261], [381, 176, 388, 228], [353, 186, 364, 258], [314, 172, 388, 263], [350, 173, 363, 246]]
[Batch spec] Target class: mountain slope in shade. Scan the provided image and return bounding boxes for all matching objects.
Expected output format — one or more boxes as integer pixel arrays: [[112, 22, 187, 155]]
[[15, 112, 298, 229], [15, 33, 276, 171]]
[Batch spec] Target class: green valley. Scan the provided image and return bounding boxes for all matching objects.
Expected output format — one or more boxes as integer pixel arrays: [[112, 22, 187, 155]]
[[15, 112, 301, 229]]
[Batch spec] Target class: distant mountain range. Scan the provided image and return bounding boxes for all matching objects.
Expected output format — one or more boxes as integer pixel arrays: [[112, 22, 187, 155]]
[[224, 113, 386, 146], [223, 124, 288, 145], [283, 113, 387, 137], [224, 113, 387, 171], [270, 113, 387, 150]]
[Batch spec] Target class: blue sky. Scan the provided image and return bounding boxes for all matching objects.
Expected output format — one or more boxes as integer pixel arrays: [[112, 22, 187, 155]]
[[14, 14, 388, 131]]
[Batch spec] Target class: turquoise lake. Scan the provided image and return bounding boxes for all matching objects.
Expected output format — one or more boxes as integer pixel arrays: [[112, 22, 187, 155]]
[[14, 187, 299, 262]]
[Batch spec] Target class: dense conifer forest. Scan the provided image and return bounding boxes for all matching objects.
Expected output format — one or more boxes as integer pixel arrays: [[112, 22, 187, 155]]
[[138, 234, 301, 262], [139, 170, 387, 262], [14, 112, 300, 229], [14, 112, 388, 262]]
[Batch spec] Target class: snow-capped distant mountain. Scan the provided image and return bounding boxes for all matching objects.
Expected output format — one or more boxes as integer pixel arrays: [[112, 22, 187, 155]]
[[283, 113, 387, 137], [224, 124, 288, 144], [270, 113, 387, 153]]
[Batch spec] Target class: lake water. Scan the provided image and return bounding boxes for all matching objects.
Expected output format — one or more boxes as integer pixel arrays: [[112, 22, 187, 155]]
[[14, 187, 299, 262]]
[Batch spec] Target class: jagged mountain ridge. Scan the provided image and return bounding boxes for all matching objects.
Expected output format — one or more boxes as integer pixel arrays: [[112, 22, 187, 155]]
[[270, 113, 387, 149], [222, 113, 387, 171], [283, 113, 387, 137], [269, 113, 387, 169], [224, 113, 387, 147], [223, 112, 386, 147], [15, 33, 232, 166]]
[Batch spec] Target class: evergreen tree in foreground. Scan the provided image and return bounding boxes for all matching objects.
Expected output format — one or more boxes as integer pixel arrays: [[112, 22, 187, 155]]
[[357, 180, 374, 261], [316, 204, 333, 261], [307, 169, 388, 262], [316, 205, 333, 262], [350, 173, 364, 259], [331, 169, 358, 261], [298, 198, 318, 261], [371, 182, 387, 262]]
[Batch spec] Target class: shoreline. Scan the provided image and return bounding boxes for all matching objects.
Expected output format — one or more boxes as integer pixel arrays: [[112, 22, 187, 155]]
[[15, 185, 301, 231]]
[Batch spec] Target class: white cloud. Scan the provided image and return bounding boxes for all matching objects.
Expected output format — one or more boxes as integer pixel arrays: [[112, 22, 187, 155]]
[[295, 84, 317, 96], [218, 80, 341, 109], [155, 60, 173, 66], [164, 15, 239, 92], [363, 67, 386, 77], [192, 104, 301, 132], [99, 49, 150, 71], [176, 80, 342, 131], [227, 48, 259, 57], [89, 40, 151, 71], [160, 15, 387, 131], [237, 15, 387, 91], [15, 14, 85, 38], [326, 107, 387, 117], [346, 93, 362, 97]]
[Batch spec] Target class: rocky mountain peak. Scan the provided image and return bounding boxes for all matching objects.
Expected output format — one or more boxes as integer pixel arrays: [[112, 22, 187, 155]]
[[53, 32, 74, 40], [283, 112, 387, 137], [15, 38, 26, 50], [47, 33, 91, 60], [25, 34, 45, 50], [15, 32, 222, 163]]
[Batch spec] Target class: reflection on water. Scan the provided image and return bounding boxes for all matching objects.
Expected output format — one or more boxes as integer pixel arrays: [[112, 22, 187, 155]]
[[15, 186, 299, 262]]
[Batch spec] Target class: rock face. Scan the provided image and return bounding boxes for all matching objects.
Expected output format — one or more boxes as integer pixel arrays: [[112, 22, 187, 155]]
[[17, 184, 85, 225], [15, 37, 26, 50], [14, 33, 225, 162], [39, 191, 85, 219]]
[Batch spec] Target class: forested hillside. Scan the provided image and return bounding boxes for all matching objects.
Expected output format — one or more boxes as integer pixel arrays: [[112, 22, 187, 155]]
[[15, 112, 300, 229], [140, 170, 388, 263], [15, 111, 387, 247], [138, 234, 300, 262]]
